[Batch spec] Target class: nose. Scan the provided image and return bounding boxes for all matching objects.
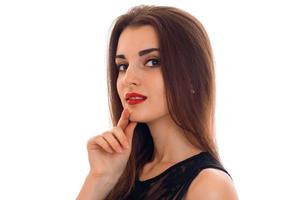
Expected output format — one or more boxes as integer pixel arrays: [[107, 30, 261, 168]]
[[122, 62, 141, 87]]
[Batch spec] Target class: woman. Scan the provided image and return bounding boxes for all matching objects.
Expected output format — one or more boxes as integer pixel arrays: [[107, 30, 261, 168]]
[[77, 5, 238, 200]]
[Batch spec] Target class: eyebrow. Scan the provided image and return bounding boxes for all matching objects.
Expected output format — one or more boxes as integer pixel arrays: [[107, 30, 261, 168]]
[[115, 48, 159, 59]]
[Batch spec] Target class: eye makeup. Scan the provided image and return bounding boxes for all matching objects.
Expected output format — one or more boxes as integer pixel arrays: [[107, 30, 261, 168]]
[[115, 56, 161, 72], [114, 47, 161, 72], [144, 57, 161, 67]]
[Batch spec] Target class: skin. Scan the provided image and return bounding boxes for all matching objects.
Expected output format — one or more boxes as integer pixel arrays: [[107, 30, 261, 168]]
[[77, 108, 138, 200], [77, 24, 238, 200], [185, 168, 239, 199], [116, 25, 202, 174], [77, 23, 237, 200], [115, 25, 238, 199]]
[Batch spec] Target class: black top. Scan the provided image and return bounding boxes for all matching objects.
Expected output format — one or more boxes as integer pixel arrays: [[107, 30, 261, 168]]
[[124, 151, 231, 200]]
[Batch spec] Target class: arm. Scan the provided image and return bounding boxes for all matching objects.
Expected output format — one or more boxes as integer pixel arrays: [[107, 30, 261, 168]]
[[76, 173, 118, 200]]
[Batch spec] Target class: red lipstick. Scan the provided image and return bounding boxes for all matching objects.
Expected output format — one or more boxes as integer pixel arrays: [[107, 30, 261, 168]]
[[125, 92, 147, 105]]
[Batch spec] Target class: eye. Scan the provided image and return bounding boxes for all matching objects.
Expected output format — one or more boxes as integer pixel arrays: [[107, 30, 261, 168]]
[[116, 63, 128, 72], [145, 58, 161, 67]]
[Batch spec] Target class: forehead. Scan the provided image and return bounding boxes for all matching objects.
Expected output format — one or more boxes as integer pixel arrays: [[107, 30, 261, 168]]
[[116, 25, 159, 55]]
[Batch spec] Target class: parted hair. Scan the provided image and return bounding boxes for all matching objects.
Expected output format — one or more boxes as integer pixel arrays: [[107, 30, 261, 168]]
[[105, 5, 219, 200]]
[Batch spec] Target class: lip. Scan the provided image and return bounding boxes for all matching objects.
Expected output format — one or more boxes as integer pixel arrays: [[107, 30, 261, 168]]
[[126, 98, 146, 105], [125, 92, 147, 105], [125, 92, 147, 100]]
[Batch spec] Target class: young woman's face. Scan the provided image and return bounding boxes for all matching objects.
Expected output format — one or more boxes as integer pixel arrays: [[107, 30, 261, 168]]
[[116, 25, 169, 123]]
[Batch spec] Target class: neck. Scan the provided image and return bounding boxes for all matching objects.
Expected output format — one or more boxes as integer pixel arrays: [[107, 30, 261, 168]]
[[146, 114, 202, 164]]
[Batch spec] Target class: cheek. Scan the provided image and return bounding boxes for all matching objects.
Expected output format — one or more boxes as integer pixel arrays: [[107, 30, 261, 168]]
[[116, 74, 123, 89], [151, 78, 167, 106], [116, 80, 123, 101], [154, 75, 165, 98], [116, 80, 120, 93]]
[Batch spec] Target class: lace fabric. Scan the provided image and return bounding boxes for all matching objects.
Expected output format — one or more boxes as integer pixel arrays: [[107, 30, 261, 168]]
[[123, 151, 231, 200]]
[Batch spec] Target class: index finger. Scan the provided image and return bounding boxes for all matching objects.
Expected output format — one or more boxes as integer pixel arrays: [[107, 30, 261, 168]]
[[117, 108, 131, 130]]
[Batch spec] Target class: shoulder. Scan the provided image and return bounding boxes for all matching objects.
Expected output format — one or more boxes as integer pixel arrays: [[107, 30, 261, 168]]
[[184, 168, 239, 200]]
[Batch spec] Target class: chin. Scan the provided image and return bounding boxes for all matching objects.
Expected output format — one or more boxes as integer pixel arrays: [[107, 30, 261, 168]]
[[129, 116, 145, 123], [128, 112, 148, 123]]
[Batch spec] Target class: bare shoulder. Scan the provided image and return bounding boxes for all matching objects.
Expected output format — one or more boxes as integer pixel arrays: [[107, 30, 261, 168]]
[[184, 168, 239, 200]]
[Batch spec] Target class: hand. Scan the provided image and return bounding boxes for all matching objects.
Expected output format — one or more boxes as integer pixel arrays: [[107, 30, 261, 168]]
[[86, 108, 137, 179]]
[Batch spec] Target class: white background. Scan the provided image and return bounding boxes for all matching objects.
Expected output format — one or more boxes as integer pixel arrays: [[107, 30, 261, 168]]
[[0, 0, 299, 199]]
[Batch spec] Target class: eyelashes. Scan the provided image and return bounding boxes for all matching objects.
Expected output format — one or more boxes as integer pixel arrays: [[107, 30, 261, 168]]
[[115, 57, 161, 72]]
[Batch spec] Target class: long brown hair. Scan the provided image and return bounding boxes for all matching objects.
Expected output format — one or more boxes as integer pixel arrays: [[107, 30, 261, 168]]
[[105, 5, 219, 199]]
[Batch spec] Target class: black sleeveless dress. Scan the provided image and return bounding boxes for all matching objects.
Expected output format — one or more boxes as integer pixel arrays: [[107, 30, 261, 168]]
[[124, 151, 231, 200]]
